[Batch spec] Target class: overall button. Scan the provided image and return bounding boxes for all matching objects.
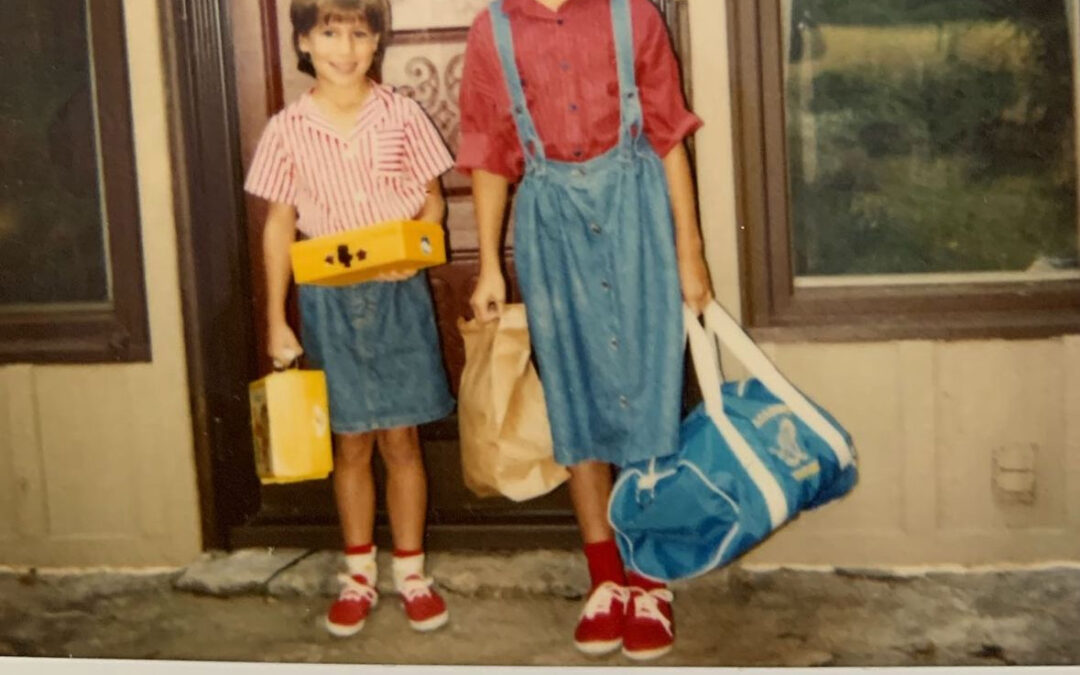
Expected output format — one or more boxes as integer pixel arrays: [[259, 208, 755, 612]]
[[600, 280, 611, 291], [590, 223, 602, 234], [619, 396, 629, 409], [609, 336, 619, 350]]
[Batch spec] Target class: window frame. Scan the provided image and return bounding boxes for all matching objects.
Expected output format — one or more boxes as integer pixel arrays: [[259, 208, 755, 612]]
[[0, 0, 149, 364], [727, 0, 1080, 342]]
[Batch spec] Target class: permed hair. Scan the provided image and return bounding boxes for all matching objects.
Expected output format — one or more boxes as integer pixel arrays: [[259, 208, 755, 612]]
[[290, 0, 390, 79]]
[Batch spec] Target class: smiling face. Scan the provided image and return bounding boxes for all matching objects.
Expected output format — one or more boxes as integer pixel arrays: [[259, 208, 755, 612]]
[[297, 13, 380, 88]]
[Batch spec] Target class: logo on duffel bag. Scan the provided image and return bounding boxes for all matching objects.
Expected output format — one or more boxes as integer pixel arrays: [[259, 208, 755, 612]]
[[754, 404, 820, 481]]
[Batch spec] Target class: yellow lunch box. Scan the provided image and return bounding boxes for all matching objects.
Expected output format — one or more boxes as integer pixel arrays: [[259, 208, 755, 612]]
[[249, 369, 333, 484], [290, 219, 446, 286]]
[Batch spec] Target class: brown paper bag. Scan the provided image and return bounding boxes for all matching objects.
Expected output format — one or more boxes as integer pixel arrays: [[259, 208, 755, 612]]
[[457, 304, 569, 501]]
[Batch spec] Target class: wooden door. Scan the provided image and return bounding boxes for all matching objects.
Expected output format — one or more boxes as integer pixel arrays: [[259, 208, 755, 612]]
[[227, 0, 580, 549]]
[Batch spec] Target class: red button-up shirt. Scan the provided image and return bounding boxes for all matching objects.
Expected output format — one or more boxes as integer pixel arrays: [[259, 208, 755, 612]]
[[456, 0, 701, 181]]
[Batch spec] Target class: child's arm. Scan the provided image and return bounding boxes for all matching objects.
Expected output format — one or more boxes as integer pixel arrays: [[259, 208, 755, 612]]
[[263, 201, 303, 367], [416, 178, 446, 225], [468, 169, 510, 322], [663, 142, 713, 314]]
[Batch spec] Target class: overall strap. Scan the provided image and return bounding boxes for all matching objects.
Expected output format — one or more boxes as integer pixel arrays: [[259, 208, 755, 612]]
[[489, 1, 546, 166], [610, 0, 644, 148]]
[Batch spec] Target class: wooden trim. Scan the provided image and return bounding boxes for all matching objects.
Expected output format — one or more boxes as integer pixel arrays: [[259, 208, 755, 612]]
[[0, 1, 150, 364], [728, 0, 1080, 342], [161, 0, 262, 549], [259, 0, 285, 117], [391, 27, 469, 45]]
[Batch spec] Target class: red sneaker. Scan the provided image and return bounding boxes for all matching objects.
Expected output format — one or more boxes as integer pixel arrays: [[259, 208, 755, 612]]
[[573, 581, 630, 655], [622, 586, 675, 660], [398, 574, 449, 632], [325, 574, 378, 637]]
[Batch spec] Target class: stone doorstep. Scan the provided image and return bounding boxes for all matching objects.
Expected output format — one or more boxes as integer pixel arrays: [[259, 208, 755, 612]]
[[174, 548, 743, 599]]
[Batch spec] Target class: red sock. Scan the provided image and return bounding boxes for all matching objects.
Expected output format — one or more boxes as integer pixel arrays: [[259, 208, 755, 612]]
[[393, 548, 423, 558], [584, 539, 626, 589], [626, 570, 666, 591], [345, 543, 374, 556]]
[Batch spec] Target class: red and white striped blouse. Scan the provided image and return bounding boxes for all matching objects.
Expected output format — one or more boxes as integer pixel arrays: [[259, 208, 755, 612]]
[[245, 83, 454, 238]]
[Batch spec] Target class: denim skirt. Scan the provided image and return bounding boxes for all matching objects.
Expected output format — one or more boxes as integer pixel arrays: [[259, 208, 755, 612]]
[[298, 273, 455, 434]]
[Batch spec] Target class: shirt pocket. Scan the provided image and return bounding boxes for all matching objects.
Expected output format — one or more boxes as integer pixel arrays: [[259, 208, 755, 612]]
[[371, 127, 408, 178]]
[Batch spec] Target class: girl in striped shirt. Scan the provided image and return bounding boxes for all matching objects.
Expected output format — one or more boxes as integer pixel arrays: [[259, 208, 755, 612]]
[[245, 0, 455, 639]]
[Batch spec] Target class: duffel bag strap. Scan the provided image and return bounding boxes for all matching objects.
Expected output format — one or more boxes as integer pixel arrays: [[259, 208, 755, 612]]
[[700, 302, 855, 469], [685, 305, 789, 528]]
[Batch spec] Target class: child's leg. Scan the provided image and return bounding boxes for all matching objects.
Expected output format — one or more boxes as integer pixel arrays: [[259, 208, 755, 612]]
[[567, 460, 617, 545], [374, 425, 427, 550], [375, 425, 448, 632], [333, 431, 378, 547], [326, 431, 379, 638], [568, 461, 629, 655]]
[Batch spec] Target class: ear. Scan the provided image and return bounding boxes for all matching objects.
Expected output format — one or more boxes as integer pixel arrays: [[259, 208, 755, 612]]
[[298, 33, 312, 56]]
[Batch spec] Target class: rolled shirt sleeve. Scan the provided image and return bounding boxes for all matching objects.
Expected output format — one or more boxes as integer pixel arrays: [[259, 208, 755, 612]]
[[402, 97, 455, 186], [456, 14, 524, 181], [244, 114, 298, 205], [632, 0, 702, 158]]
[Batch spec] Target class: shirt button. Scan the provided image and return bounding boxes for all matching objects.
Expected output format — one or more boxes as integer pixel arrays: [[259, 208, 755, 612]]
[[557, 18, 565, 25], [560, 62, 570, 72], [619, 396, 629, 409], [569, 103, 578, 112], [354, 191, 367, 204], [590, 223, 602, 234]]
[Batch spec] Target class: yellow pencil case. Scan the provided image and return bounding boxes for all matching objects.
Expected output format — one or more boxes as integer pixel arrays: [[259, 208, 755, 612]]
[[249, 369, 333, 484], [290, 219, 446, 286]]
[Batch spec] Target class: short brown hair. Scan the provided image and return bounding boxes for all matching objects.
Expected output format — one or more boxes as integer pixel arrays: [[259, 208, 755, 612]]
[[290, 0, 390, 79]]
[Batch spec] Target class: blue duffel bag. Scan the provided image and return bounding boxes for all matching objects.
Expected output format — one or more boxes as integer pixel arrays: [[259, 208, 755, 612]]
[[608, 302, 858, 582]]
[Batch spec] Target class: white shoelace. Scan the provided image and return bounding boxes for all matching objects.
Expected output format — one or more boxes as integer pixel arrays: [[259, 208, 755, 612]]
[[630, 587, 674, 635], [581, 581, 631, 620], [399, 574, 436, 602], [337, 573, 377, 604]]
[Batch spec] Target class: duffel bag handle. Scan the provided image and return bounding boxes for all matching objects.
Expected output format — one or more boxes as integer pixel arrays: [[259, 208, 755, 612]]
[[685, 305, 790, 528], [695, 302, 855, 470]]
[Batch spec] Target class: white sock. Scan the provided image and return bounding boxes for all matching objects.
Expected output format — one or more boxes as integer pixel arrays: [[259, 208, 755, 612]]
[[345, 547, 377, 586], [392, 553, 425, 592]]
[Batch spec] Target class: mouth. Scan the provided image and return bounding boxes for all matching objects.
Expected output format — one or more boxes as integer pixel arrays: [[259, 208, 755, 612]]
[[329, 62, 360, 75]]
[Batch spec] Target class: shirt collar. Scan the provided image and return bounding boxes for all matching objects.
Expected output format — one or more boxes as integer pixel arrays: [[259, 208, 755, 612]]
[[293, 80, 391, 137], [502, 0, 592, 20]]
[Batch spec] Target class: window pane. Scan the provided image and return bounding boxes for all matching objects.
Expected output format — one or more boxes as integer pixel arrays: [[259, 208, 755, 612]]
[[0, 0, 109, 308], [786, 0, 1079, 279]]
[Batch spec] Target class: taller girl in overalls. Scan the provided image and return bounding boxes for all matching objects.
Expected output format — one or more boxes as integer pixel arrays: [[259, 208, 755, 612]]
[[458, 0, 712, 661]]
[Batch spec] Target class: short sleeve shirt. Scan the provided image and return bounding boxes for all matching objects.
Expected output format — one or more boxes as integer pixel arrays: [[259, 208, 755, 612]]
[[455, 0, 702, 181], [245, 83, 454, 238]]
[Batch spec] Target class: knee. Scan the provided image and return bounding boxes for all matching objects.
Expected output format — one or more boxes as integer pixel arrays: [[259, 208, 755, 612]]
[[376, 426, 422, 469], [335, 432, 375, 468]]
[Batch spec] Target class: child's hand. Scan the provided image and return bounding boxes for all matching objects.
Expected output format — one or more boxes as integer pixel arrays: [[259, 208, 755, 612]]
[[268, 321, 304, 369], [678, 249, 713, 315], [375, 270, 418, 282], [470, 270, 506, 323]]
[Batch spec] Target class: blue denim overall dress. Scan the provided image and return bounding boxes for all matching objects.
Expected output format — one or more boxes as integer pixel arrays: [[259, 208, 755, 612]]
[[490, 0, 684, 467]]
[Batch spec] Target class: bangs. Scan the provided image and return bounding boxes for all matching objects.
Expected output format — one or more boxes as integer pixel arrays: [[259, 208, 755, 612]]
[[318, 7, 367, 27]]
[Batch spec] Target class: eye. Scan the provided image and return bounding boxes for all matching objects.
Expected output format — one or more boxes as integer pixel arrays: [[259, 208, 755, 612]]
[[353, 30, 369, 39]]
